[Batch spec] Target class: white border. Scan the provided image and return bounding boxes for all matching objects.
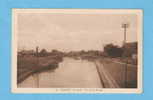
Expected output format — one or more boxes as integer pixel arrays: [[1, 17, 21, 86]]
[[12, 9, 143, 94]]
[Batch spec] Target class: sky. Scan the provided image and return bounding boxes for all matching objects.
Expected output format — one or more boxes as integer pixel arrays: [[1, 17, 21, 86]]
[[17, 13, 138, 52]]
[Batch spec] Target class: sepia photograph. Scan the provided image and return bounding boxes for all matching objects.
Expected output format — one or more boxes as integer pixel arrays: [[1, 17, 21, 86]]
[[12, 9, 143, 93]]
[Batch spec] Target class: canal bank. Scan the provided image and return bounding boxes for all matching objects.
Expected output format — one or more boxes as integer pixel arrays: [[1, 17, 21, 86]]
[[17, 55, 62, 84], [94, 60, 119, 88], [94, 58, 137, 88]]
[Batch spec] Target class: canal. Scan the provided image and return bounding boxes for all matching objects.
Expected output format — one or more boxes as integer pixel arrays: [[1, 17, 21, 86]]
[[18, 57, 102, 88]]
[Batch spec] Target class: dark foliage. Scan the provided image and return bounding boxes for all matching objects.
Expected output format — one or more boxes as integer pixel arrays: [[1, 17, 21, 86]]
[[104, 44, 123, 57], [39, 49, 48, 56]]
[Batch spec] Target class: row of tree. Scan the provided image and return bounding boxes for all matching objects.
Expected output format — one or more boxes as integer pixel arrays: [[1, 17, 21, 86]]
[[18, 42, 137, 58], [103, 42, 137, 58]]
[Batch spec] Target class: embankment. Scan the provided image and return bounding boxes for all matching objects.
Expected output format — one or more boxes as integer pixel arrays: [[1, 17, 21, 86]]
[[17, 55, 63, 84], [95, 58, 137, 88]]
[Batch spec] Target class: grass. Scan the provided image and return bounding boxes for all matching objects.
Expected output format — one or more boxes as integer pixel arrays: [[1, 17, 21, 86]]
[[17, 55, 63, 83]]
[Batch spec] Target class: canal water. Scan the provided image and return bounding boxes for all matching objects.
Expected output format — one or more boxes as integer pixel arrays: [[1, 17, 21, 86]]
[[18, 57, 102, 88]]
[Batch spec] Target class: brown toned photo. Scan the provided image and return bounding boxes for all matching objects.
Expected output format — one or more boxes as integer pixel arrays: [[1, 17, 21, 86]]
[[12, 9, 143, 93]]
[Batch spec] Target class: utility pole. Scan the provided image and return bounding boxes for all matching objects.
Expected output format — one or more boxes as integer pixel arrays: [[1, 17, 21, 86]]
[[36, 46, 39, 56], [122, 23, 129, 88]]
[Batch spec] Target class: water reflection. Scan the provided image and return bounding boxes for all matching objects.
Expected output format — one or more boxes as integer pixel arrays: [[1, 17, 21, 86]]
[[18, 57, 102, 88]]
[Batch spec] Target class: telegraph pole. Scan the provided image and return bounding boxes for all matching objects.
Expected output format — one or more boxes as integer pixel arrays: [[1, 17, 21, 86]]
[[36, 46, 39, 56], [122, 23, 129, 88]]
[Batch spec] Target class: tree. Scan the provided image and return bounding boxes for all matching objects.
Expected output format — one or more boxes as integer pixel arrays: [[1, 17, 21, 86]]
[[39, 49, 48, 56], [122, 42, 137, 57], [104, 44, 123, 57]]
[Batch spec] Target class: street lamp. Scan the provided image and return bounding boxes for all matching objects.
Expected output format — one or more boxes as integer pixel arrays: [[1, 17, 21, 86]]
[[122, 23, 129, 88], [122, 23, 129, 45]]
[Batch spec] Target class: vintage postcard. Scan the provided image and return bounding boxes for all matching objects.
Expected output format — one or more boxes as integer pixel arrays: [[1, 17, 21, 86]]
[[12, 9, 143, 93]]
